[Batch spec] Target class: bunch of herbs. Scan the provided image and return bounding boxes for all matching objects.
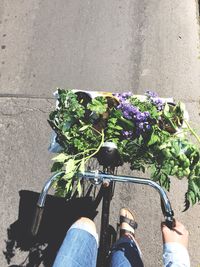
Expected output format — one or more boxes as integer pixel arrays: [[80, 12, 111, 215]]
[[48, 89, 200, 207]]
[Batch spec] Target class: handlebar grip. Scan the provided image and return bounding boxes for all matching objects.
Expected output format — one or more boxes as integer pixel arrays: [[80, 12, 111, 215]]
[[31, 206, 44, 236], [160, 198, 174, 230], [165, 218, 175, 230]]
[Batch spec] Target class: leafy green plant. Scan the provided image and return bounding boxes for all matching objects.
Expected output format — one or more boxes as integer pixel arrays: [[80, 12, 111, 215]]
[[48, 89, 200, 207]]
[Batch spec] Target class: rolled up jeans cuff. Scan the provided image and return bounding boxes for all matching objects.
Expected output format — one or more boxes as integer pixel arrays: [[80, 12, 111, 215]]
[[70, 220, 99, 246]]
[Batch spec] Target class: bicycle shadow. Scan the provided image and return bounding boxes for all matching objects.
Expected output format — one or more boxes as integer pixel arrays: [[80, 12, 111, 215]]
[[4, 190, 98, 267]]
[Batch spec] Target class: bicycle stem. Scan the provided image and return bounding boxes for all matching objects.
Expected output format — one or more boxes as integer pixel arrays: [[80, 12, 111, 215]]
[[31, 171, 174, 236]]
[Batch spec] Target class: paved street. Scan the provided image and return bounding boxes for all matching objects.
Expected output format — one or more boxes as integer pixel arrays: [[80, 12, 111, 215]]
[[0, 1, 200, 266]]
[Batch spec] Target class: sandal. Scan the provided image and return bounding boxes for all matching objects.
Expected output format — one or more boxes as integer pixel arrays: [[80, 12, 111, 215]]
[[119, 208, 138, 239]]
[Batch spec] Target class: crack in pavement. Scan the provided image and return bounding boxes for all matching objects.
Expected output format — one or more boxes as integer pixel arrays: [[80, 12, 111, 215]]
[[0, 94, 199, 104], [0, 93, 55, 100], [0, 107, 49, 117]]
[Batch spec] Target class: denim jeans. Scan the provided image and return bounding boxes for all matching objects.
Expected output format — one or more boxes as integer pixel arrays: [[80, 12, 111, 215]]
[[109, 236, 143, 267], [53, 222, 143, 267]]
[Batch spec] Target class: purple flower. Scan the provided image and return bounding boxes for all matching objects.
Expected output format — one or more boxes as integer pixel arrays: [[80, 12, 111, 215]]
[[136, 113, 143, 121], [135, 112, 148, 122], [123, 110, 132, 119], [138, 122, 144, 129], [145, 123, 151, 130], [122, 92, 132, 98], [144, 111, 150, 117], [114, 92, 133, 101], [145, 90, 158, 98], [145, 90, 164, 111], [116, 91, 154, 137], [122, 130, 133, 138], [122, 130, 129, 136]]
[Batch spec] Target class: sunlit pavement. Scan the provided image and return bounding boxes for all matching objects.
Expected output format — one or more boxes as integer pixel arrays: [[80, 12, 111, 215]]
[[0, 1, 200, 266]]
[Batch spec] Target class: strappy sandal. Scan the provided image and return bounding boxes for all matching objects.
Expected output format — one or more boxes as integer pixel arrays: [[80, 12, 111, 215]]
[[119, 208, 138, 239], [118, 208, 142, 257]]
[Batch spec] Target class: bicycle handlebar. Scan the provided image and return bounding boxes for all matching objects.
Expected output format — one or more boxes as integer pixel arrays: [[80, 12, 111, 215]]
[[81, 171, 174, 229], [31, 171, 174, 235]]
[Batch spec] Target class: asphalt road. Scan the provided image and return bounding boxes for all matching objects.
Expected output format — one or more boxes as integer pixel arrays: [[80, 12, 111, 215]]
[[0, 1, 200, 266]]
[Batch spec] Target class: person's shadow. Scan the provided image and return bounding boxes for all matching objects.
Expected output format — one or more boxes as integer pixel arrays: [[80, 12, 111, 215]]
[[4, 190, 98, 267]]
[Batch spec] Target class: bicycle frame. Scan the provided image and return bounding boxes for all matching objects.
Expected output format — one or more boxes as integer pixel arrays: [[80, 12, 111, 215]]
[[31, 171, 174, 267]]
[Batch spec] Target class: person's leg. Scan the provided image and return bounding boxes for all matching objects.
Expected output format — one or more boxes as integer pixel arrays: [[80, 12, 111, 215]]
[[109, 235, 143, 267], [109, 208, 144, 267], [53, 217, 98, 267]]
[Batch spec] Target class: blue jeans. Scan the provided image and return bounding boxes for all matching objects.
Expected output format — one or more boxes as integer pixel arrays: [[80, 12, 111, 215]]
[[53, 222, 143, 267]]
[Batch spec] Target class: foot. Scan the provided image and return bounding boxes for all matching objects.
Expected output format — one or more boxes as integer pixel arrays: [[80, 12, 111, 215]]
[[119, 208, 138, 240]]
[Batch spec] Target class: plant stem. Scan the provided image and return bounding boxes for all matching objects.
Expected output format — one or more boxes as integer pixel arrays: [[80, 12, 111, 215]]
[[90, 126, 102, 135], [173, 129, 189, 137], [74, 148, 97, 158], [119, 116, 134, 127], [184, 120, 200, 145], [84, 130, 105, 162]]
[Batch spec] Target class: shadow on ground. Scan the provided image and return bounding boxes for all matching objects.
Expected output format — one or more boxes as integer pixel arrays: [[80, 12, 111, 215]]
[[4, 190, 98, 267]]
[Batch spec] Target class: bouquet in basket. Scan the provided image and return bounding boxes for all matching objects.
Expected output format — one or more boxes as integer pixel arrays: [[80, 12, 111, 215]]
[[48, 89, 200, 208]]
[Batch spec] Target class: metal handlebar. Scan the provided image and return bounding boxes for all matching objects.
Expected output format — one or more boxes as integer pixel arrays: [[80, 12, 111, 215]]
[[83, 171, 174, 225], [31, 171, 174, 235], [31, 171, 62, 236]]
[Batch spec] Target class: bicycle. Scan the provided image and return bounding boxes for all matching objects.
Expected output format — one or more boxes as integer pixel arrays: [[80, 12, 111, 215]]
[[31, 90, 176, 267], [31, 154, 174, 267]]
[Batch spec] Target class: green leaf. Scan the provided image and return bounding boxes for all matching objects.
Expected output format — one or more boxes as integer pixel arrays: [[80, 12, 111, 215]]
[[163, 103, 171, 118], [159, 173, 170, 191], [79, 158, 85, 173], [159, 142, 170, 150], [186, 177, 200, 205], [65, 159, 76, 172], [79, 125, 90, 131], [87, 97, 107, 114], [150, 165, 160, 181], [62, 122, 72, 131], [52, 153, 71, 163], [109, 118, 117, 124], [190, 180, 200, 196], [63, 159, 77, 179], [51, 162, 64, 172], [148, 133, 160, 145], [174, 101, 185, 117], [65, 180, 73, 193], [115, 125, 123, 130], [188, 191, 196, 205], [173, 141, 181, 155]]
